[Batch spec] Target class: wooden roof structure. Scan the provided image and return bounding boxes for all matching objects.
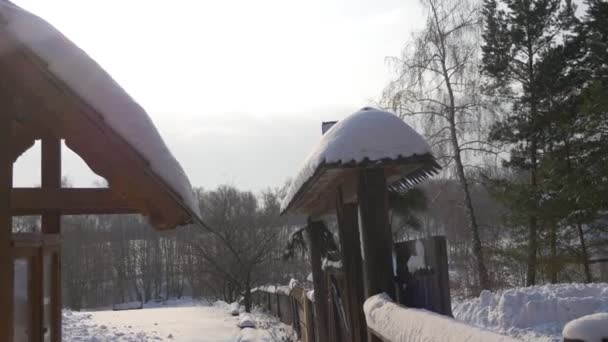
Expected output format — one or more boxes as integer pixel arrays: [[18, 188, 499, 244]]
[[0, 2, 204, 341], [281, 108, 440, 218], [0, 1, 201, 230]]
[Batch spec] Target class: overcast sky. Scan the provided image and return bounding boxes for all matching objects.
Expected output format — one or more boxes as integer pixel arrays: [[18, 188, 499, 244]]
[[12, 0, 425, 192]]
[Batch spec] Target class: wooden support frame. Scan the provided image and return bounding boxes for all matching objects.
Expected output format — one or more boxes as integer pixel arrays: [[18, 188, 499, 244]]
[[1, 83, 15, 342], [40, 135, 62, 342], [11, 188, 139, 216]]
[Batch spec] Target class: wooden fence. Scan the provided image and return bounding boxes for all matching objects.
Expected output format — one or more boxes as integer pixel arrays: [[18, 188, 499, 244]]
[[251, 236, 508, 342], [251, 285, 316, 342]]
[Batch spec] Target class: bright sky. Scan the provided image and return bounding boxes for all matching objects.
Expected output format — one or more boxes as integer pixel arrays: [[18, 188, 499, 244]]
[[12, 0, 425, 192]]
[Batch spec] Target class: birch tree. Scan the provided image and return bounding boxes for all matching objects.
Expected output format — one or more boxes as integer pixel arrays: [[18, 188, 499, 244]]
[[383, 0, 492, 291]]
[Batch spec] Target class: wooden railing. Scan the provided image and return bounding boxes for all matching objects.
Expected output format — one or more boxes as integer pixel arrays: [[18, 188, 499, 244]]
[[250, 285, 316, 342]]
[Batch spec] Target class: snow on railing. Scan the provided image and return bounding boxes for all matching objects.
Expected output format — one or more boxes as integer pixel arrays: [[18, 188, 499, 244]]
[[364, 293, 521, 342], [562, 313, 608, 342]]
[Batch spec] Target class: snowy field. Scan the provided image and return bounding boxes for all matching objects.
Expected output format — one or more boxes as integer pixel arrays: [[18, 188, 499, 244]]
[[63, 300, 296, 342], [453, 283, 608, 341]]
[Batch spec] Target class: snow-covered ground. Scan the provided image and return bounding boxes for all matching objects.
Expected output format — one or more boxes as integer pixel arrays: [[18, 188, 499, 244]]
[[453, 283, 608, 341], [63, 300, 296, 342]]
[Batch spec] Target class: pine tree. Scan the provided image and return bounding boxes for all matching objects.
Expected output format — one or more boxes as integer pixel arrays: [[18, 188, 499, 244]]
[[481, 0, 571, 285]]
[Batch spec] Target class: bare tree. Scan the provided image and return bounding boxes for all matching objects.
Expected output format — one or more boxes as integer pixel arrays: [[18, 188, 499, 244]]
[[383, 0, 493, 291], [190, 186, 283, 312]]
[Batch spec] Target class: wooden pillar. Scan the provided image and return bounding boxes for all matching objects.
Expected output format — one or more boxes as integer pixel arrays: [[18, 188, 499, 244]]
[[1, 96, 15, 341], [307, 219, 329, 342], [336, 189, 367, 342], [357, 168, 395, 300], [40, 136, 61, 342], [41, 135, 61, 234]]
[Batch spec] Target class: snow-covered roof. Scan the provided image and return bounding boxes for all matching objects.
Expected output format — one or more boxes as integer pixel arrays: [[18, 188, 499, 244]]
[[1, 2, 200, 224], [281, 107, 439, 215]]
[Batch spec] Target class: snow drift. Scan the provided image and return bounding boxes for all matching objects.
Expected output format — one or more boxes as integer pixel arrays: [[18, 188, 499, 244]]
[[453, 283, 608, 341]]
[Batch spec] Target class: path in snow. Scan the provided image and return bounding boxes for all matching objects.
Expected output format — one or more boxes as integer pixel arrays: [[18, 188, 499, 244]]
[[64, 304, 241, 342]]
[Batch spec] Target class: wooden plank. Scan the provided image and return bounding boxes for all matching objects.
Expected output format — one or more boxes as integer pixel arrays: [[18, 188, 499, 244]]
[[11, 188, 139, 215], [0, 85, 15, 341], [335, 189, 367, 342]]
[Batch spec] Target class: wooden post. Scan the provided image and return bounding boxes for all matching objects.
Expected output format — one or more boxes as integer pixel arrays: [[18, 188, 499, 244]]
[[307, 219, 329, 342], [41, 135, 61, 342], [1, 93, 15, 342], [357, 168, 395, 299], [335, 189, 367, 342]]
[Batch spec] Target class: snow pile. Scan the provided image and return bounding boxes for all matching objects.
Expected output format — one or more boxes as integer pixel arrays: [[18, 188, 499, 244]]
[[239, 313, 256, 329], [238, 328, 272, 342], [0, 2, 200, 221], [563, 313, 608, 342], [289, 278, 300, 290], [213, 300, 230, 310], [364, 293, 519, 342], [281, 107, 431, 212], [453, 283, 608, 341], [112, 301, 143, 311], [249, 307, 297, 342], [230, 302, 241, 316], [306, 290, 315, 302]]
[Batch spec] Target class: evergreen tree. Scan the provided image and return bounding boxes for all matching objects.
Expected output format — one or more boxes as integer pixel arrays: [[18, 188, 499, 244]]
[[481, 0, 572, 285]]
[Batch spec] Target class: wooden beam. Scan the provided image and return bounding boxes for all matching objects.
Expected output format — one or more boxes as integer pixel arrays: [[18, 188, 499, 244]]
[[41, 135, 61, 233], [357, 168, 395, 299], [335, 189, 367, 342], [11, 188, 139, 216], [40, 135, 62, 342], [307, 219, 329, 342], [0, 82, 15, 342]]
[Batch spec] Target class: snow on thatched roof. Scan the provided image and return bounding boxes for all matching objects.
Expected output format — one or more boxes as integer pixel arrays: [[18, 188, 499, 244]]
[[281, 107, 439, 214], [1, 2, 200, 221]]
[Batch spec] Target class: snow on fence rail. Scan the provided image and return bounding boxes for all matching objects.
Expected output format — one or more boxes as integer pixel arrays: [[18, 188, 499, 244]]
[[364, 293, 521, 342]]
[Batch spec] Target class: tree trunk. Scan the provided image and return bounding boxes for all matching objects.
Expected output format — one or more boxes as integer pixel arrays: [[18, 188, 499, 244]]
[[576, 222, 592, 283], [549, 222, 558, 284], [244, 272, 252, 313], [307, 220, 329, 342], [526, 42, 539, 287], [432, 2, 490, 291]]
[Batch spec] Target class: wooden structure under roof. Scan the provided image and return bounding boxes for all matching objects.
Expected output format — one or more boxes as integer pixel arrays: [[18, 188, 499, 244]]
[[0, 2, 201, 341], [281, 109, 440, 342]]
